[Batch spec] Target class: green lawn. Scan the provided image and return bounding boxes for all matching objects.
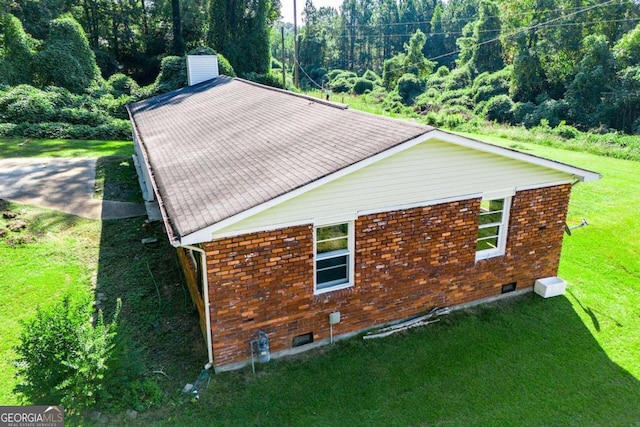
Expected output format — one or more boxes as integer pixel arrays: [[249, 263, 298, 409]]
[[0, 137, 132, 158], [0, 136, 638, 425], [0, 204, 101, 404]]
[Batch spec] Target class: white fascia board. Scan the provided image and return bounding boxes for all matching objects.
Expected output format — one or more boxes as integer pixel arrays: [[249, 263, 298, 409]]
[[430, 130, 602, 182], [179, 131, 436, 245]]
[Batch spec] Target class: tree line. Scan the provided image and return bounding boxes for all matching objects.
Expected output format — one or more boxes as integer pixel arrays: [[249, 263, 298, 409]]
[[2, 0, 279, 84], [289, 0, 640, 133], [1, 0, 640, 134]]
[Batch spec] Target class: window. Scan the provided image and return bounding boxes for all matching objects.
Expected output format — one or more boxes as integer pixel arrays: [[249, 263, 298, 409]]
[[315, 222, 353, 293], [476, 197, 510, 260]]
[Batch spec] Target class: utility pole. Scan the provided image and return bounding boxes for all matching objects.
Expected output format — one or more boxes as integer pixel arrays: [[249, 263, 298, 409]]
[[281, 25, 286, 89], [293, 0, 299, 88]]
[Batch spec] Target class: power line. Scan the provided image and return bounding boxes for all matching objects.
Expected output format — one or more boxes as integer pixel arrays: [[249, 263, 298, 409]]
[[428, 0, 621, 61], [300, 17, 640, 41], [295, 57, 325, 89], [301, 0, 634, 31]]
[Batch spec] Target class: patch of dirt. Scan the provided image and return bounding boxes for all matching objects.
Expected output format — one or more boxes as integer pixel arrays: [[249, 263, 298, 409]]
[[0, 229, 7, 238], [3, 211, 17, 219], [7, 220, 27, 232]]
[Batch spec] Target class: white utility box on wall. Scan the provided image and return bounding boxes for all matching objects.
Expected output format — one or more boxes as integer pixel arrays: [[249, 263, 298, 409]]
[[534, 276, 567, 298]]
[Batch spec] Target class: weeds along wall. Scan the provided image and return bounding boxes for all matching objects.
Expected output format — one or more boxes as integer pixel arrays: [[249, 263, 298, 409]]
[[195, 184, 571, 369]]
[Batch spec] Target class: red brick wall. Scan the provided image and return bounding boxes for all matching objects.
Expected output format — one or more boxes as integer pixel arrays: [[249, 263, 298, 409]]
[[202, 184, 571, 368]]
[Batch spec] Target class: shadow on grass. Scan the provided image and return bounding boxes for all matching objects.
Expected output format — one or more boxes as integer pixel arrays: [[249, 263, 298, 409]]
[[94, 157, 143, 203], [81, 160, 207, 420], [133, 294, 640, 426]]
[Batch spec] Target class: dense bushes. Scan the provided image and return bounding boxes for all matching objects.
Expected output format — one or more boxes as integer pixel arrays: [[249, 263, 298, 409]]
[[13, 296, 162, 413], [0, 85, 131, 139], [353, 78, 374, 95], [0, 45, 238, 140], [14, 297, 120, 411], [242, 71, 284, 88]]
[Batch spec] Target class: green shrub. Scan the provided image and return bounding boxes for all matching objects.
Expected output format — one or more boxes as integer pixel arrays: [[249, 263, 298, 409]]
[[216, 53, 236, 77], [55, 108, 111, 126], [242, 71, 284, 88], [327, 69, 347, 80], [14, 297, 121, 412], [553, 122, 580, 139], [445, 64, 473, 90], [382, 91, 409, 114], [512, 102, 537, 127], [0, 85, 56, 123], [435, 66, 450, 77], [535, 99, 569, 128], [154, 55, 187, 94], [271, 57, 283, 69], [472, 69, 511, 103], [362, 70, 381, 83], [382, 54, 405, 90], [353, 78, 374, 95], [330, 77, 354, 93], [397, 73, 424, 105], [0, 121, 131, 140], [311, 67, 329, 83], [484, 95, 515, 123], [108, 73, 139, 97]]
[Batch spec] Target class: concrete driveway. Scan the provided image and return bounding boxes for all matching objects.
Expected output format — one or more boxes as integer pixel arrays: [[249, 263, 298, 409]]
[[0, 157, 146, 220]]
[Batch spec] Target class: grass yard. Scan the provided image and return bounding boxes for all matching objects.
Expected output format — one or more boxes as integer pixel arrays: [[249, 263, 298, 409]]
[[0, 135, 638, 425], [0, 137, 132, 158]]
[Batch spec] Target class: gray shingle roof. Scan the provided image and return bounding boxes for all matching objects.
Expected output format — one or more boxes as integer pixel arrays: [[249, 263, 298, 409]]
[[128, 76, 433, 242]]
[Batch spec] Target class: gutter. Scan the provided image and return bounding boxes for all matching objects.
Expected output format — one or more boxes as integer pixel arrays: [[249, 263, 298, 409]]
[[181, 244, 214, 370]]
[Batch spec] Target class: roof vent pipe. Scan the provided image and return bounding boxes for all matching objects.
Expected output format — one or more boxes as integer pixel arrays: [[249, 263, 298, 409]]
[[186, 55, 219, 86]]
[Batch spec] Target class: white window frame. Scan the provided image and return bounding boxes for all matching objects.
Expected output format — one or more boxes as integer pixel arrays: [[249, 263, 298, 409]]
[[476, 197, 511, 261], [314, 221, 355, 294]]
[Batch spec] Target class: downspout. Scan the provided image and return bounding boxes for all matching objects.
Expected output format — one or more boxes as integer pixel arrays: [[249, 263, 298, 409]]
[[182, 244, 214, 370]]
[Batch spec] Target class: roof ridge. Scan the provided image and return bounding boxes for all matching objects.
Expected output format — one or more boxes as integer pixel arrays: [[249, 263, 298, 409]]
[[234, 78, 349, 110]]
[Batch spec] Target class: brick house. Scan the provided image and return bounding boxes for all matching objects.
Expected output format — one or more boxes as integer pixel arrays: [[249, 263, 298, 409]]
[[128, 73, 600, 372]]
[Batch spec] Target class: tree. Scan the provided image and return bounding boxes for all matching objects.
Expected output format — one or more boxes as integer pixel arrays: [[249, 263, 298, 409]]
[[470, 0, 503, 74], [0, 13, 37, 85], [207, 0, 276, 75], [402, 29, 435, 79], [34, 15, 100, 93], [510, 33, 546, 102], [425, 2, 447, 65], [171, 0, 184, 54], [566, 35, 616, 128], [614, 23, 640, 70]]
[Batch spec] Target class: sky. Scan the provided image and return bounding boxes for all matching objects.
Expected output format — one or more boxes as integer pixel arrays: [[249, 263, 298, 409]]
[[280, 0, 343, 25]]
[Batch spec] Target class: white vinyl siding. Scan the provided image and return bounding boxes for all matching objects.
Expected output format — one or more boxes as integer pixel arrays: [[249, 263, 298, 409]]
[[186, 55, 219, 86], [214, 139, 571, 237]]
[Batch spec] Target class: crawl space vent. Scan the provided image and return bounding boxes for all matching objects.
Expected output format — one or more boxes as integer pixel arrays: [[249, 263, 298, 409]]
[[292, 332, 314, 348], [501, 282, 517, 294]]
